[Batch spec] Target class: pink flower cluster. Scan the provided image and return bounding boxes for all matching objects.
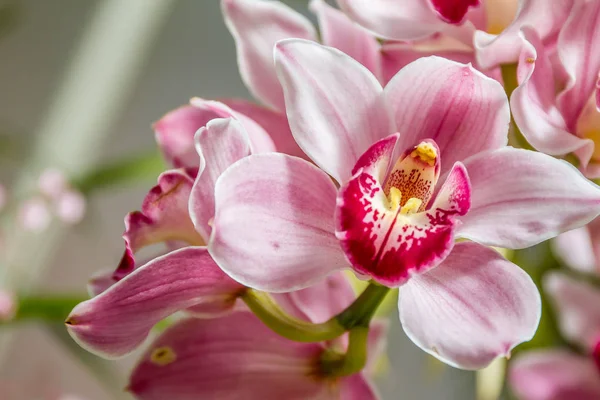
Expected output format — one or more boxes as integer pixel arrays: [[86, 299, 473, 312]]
[[65, 0, 600, 399]]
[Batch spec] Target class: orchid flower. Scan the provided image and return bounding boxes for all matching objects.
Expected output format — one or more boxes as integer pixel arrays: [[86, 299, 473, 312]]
[[511, 2, 600, 178], [206, 39, 600, 369], [552, 216, 600, 274], [65, 118, 255, 358], [510, 272, 600, 399], [127, 273, 387, 400], [336, 0, 579, 72]]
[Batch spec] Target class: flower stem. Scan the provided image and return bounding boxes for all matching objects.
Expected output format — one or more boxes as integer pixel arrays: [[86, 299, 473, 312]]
[[1, 294, 87, 324], [321, 326, 370, 377], [241, 288, 346, 342], [241, 282, 391, 343]]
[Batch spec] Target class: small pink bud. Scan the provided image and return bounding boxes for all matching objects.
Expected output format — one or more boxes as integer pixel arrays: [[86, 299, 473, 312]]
[[38, 168, 68, 199], [18, 197, 51, 233], [0, 290, 16, 321], [54, 190, 86, 224]]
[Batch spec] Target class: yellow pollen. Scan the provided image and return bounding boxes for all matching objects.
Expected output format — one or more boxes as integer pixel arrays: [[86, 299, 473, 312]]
[[411, 142, 437, 166], [400, 198, 423, 215], [387, 187, 402, 210], [150, 346, 177, 366]]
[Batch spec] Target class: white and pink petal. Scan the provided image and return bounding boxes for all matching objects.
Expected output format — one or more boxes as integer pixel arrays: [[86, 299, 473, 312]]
[[458, 147, 600, 249], [189, 117, 251, 241], [209, 153, 347, 292], [399, 242, 541, 370], [274, 39, 393, 184], [66, 247, 244, 358]]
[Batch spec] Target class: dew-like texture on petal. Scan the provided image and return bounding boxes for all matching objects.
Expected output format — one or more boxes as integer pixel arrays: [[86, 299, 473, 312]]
[[66, 247, 243, 359], [128, 313, 336, 400], [399, 242, 541, 370], [222, 0, 316, 111], [115, 170, 203, 280], [385, 56, 509, 175], [544, 272, 600, 350], [510, 350, 600, 400], [209, 153, 347, 292], [458, 147, 600, 249], [337, 135, 470, 287], [310, 0, 381, 81], [274, 39, 393, 184], [189, 118, 251, 241]]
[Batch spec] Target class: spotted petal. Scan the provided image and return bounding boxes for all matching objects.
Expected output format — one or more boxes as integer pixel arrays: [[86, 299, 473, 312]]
[[336, 135, 470, 287]]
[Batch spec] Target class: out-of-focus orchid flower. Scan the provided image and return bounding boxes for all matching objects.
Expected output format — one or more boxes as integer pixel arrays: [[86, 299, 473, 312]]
[[65, 118, 258, 358], [511, 3, 600, 178], [0, 289, 15, 322], [128, 273, 383, 400], [38, 168, 69, 200], [128, 312, 378, 400], [207, 39, 600, 369], [18, 196, 52, 233], [54, 190, 86, 224], [510, 272, 600, 400], [552, 217, 600, 274]]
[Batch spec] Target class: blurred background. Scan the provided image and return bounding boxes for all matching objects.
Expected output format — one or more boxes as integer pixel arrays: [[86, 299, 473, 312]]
[[0, 1, 476, 398]]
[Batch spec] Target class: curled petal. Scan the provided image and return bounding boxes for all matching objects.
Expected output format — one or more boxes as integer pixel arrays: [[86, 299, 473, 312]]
[[511, 28, 593, 161], [209, 153, 346, 292], [510, 350, 600, 400], [474, 0, 575, 69], [189, 98, 275, 153], [220, 98, 306, 158], [336, 0, 444, 41], [189, 118, 251, 241], [274, 39, 393, 184], [544, 272, 600, 350], [385, 56, 509, 175], [128, 314, 335, 400], [222, 0, 316, 111], [66, 247, 244, 358], [115, 170, 203, 279], [458, 147, 600, 249], [556, 0, 600, 126], [154, 105, 215, 169], [310, 0, 382, 81], [399, 242, 541, 370], [337, 136, 470, 286]]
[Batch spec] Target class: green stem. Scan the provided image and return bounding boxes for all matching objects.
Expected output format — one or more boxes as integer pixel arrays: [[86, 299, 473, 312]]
[[241, 289, 346, 342], [336, 283, 391, 328], [241, 282, 391, 343], [321, 326, 370, 377], [3, 295, 86, 324]]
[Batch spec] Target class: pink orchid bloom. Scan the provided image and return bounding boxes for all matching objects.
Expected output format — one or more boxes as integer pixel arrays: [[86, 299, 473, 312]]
[[128, 312, 378, 400], [510, 272, 600, 400], [207, 39, 600, 369], [511, 2, 600, 178], [128, 274, 385, 400], [336, 0, 578, 71], [552, 216, 600, 274], [66, 117, 258, 358]]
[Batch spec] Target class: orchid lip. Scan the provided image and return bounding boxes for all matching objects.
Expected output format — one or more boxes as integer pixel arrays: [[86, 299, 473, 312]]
[[336, 135, 471, 287]]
